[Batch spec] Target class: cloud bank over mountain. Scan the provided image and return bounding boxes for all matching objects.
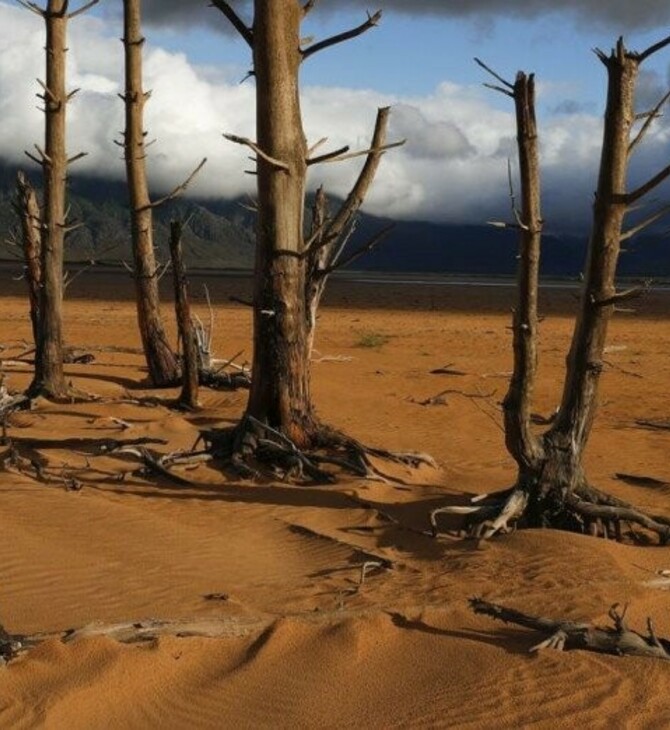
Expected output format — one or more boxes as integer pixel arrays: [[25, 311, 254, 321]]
[[1, 2, 669, 233]]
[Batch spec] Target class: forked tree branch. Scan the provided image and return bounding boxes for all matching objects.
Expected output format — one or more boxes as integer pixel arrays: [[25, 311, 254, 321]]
[[474, 57, 514, 89], [308, 140, 404, 166], [474, 57, 515, 97], [16, 0, 44, 16], [224, 134, 290, 172], [305, 106, 392, 256], [210, 0, 253, 47], [301, 10, 381, 61], [140, 157, 207, 211], [470, 598, 670, 660], [307, 137, 328, 157]]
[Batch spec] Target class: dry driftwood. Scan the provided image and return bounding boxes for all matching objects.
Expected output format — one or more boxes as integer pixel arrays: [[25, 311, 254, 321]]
[[470, 598, 670, 660], [0, 615, 269, 665]]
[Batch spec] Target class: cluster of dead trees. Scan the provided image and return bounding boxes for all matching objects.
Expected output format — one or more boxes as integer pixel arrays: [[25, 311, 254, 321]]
[[5, 2, 670, 545]]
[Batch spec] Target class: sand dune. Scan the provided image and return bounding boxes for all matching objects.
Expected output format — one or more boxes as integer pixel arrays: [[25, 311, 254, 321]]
[[0, 278, 669, 728]]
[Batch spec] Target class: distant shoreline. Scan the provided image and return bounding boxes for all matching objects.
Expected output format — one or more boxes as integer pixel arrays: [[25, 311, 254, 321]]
[[0, 260, 667, 290]]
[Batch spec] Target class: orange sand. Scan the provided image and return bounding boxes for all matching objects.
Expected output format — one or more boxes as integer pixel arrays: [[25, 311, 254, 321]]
[[0, 275, 668, 728]]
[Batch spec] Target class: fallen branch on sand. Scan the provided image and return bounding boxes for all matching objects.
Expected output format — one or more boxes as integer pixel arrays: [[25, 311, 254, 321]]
[[0, 616, 270, 665], [470, 598, 670, 661], [635, 419, 670, 432]]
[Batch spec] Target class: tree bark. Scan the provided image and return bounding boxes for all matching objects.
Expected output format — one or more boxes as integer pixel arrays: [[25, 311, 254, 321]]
[[15, 171, 42, 347], [539, 40, 638, 499], [169, 221, 199, 410], [502, 72, 544, 478], [208, 2, 414, 478], [246, 0, 316, 447], [29, 0, 69, 398], [122, 0, 180, 387]]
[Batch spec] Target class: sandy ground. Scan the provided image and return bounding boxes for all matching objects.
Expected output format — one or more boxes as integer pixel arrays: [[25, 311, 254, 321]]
[[0, 274, 669, 729]]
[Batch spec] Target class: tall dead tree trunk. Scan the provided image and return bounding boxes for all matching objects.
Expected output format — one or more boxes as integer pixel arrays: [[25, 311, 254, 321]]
[[246, 0, 313, 447], [447, 38, 670, 542], [169, 220, 199, 410], [15, 171, 42, 347], [499, 72, 544, 482], [209, 1, 426, 480], [20, 0, 99, 399], [122, 0, 181, 387]]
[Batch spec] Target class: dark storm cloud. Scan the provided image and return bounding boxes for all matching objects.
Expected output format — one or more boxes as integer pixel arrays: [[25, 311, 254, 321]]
[[139, 0, 670, 32], [140, 0, 250, 28]]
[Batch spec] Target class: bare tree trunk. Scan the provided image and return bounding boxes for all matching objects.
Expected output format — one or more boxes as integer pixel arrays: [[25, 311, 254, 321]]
[[29, 0, 69, 398], [502, 73, 544, 478], [169, 221, 199, 410], [122, 0, 180, 387], [245, 0, 315, 447], [540, 39, 637, 498], [206, 2, 427, 479], [15, 171, 42, 347], [440, 39, 670, 542]]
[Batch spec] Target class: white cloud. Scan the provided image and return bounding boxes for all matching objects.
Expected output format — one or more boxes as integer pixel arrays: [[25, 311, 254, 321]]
[[1, 1, 667, 232]]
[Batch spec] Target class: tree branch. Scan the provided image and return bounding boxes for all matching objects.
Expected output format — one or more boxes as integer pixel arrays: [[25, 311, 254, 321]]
[[629, 89, 670, 155], [307, 140, 405, 165], [223, 134, 290, 172], [322, 223, 394, 275], [16, 0, 44, 17], [141, 158, 207, 211], [592, 282, 650, 307], [301, 10, 381, 61], [636, 33, 670, 63], [474, 57, 515, 90], [67, 0, 99, 19], [625, 163, 670, 205], [306, 145, 350, 166], [621, 204, 670, 241], [67, 151, 88, 165], [306, 106, 393, 256], [209, 0, 253, 48]]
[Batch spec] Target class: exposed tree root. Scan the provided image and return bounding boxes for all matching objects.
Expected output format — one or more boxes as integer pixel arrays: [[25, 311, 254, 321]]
[[470, 598, 670, 661], [199, 416, 436, 485], [197, 367, 251, 391], [0, 436, 208, 490], [431, 481, 670, 545]]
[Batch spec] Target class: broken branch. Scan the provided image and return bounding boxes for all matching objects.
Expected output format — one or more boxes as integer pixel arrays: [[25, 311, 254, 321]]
[[301, 10, 381, 61], [224, 134, 289, 172]]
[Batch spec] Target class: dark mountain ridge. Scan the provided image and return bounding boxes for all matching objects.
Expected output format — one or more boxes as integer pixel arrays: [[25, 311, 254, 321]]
[[1, 160, 668, 278]]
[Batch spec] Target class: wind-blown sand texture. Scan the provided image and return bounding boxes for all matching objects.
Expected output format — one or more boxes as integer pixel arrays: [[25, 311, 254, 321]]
[[0, 274, 669, 729]]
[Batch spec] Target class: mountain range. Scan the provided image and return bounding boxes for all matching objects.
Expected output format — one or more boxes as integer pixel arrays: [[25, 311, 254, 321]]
[[1, 160, 668, 278]]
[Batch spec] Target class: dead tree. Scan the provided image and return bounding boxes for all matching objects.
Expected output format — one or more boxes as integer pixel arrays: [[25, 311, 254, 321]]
[[208, 1, 426, 480], [121, 0, 206, 387], [435, 39, 670, 542], [14, 171, 43, 346], [470, 598, 670, 661], [19, 0, 99, 398], [169, 220, 199, 409]]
